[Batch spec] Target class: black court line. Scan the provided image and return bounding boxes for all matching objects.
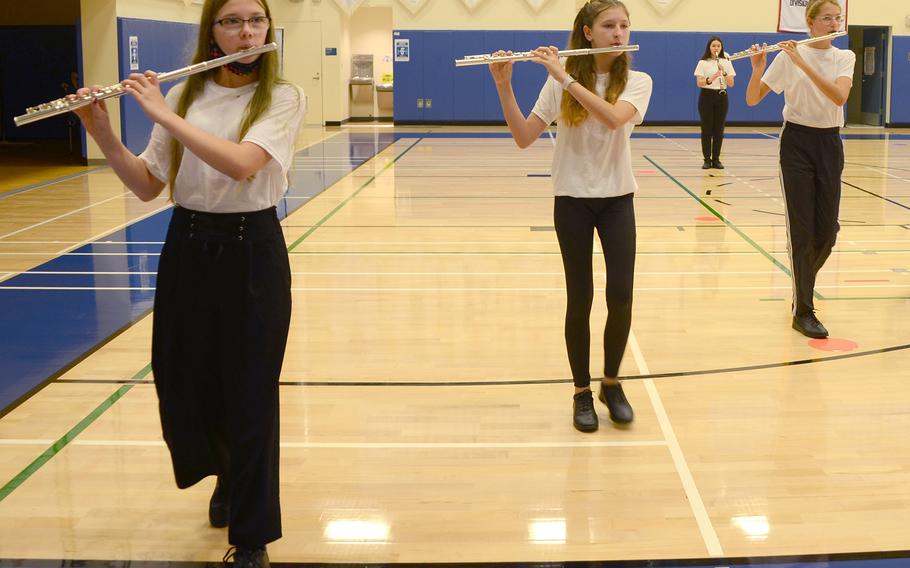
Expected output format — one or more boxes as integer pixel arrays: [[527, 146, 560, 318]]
[[842, 180, 910, 211], [2, 547, 910, 568], [278, 223, 910, 230], [753, 209, 785, 216], [845, 161, 910, 173], [54, 342, 910, 387]]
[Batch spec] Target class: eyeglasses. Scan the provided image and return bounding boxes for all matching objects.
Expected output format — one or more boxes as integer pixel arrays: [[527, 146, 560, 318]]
[[817, 15, 845, 24], [214, 16, 270, 30]]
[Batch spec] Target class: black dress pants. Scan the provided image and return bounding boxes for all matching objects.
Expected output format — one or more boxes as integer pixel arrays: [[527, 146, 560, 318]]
[[778, 122, 844, 316], [698, 89, 728, 162], [152, 205, 291, 548]]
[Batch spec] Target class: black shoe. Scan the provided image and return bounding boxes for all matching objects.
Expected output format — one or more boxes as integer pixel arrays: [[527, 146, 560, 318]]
[[702, 160, 712, 169], [209, 478, 230, 528], [572, 390, 599, 432], [599, 382, 634, 424], [712, 160, 724, 169], [224, 546, 269, 568], [792, 312, 828, 339]]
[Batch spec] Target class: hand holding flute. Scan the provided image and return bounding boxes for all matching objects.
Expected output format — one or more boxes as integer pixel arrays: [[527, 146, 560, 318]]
[[489, 46, 570, 85], [70, 71, 169, 141]]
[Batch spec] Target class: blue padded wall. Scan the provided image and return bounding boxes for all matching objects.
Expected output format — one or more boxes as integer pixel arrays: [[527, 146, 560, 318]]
[[890, 36, 910, 125], [1, 26, 78, 141], [117, 18, 199, 154], [392, 30, 858, 125]]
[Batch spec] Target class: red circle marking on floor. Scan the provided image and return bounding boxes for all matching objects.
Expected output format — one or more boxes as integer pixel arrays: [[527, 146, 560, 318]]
[[808, 338, 858, 352], [696, 215, 720, 222]]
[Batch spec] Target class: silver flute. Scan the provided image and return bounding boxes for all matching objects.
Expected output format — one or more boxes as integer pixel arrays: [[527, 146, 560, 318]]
[[14, 42, 278, 127], [455, 45, 639, 67], [727, 31, 846, 62]]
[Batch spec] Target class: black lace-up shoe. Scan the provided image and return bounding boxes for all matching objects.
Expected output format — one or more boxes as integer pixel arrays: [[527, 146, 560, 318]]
[[702, 160, 712, 169], [223, 546, 269, 568], [599, 382, 634, 424], [792, 312, 828, 339], [573, 390, 599, 432], [712, 160, 725, 169], [209, 478, 230, 528]]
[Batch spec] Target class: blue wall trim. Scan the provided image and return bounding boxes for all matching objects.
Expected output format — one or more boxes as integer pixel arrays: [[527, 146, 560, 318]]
[[393, 30, 862, 124], [890, 36, 910, 124], [117, 18, 199, 154]]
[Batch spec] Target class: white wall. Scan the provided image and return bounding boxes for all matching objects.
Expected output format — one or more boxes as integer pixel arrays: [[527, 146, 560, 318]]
[[81, 0, 121, 161]]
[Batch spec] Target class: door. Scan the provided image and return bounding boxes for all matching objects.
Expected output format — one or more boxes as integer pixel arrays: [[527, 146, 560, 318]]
[[281, 21, 324, 126], [860, 27, 887, 126]]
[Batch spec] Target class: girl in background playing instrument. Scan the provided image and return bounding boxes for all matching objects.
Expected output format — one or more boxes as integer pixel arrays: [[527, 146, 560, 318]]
[[488, 0, 652, 432], [694, 36, 735, 169], [745, 0, 854, 339], [70, 0, 304, 565]]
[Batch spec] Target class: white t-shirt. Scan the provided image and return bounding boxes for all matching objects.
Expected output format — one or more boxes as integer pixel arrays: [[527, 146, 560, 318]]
[[140, 79, 306, 213], [693, 57, 736, 90], [761, 43, 855, 128], [531, 70, 653, 198]]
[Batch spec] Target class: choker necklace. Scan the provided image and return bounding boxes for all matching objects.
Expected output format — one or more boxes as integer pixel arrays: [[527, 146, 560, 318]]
[[210, 42, 262, 76]]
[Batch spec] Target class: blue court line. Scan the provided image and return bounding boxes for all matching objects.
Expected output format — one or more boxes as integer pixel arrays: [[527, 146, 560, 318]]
[[0, 132, 397, 417]]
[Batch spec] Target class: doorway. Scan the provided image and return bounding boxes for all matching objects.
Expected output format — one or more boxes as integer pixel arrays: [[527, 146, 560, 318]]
[[281, 21, 324, 126], [847, 26, 890, 127]]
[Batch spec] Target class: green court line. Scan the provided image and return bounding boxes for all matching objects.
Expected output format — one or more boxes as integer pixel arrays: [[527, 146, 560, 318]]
[[286, 137, 423, 252], [0, 363, 152, 504], [644, 154, 824, 301]]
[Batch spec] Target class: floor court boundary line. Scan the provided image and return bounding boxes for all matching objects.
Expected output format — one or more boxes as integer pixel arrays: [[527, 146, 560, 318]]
[[5, 283, 906, 292], [628, 330, 723, 557], [0, 439, 667, 449], [0, 190, 134, 240], [644, 154, 828, 301], [0, 203, 173, 285], [0, 364, 151, 503], [14, 269, 902, 276], [286, 137, 424, 252], [0, 166, 109, 201]]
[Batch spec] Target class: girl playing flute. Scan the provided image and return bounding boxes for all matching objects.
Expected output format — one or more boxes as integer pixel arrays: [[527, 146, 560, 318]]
[[489, 0, 652, 432], [745, 0, 855, 339], [71, 0, 304, 565]]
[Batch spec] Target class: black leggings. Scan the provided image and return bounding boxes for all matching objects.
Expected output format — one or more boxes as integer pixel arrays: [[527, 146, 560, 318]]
[[554, 194, 636, 388], [698, 89, 728, 161]]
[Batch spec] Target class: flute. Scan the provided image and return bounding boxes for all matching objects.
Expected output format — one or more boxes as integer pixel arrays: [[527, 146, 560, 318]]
[[455, 45, 639, 67], [14, 42, 278, 127], [727, 31, 846, 62]]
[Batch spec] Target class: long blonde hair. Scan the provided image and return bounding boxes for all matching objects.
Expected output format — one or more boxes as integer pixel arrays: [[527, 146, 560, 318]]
[[560, 0, 632, 127], [167, 0, 285, 198]]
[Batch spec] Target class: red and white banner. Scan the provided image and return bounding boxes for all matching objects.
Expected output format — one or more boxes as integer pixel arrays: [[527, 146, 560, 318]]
[[778, 0, 848, 33]]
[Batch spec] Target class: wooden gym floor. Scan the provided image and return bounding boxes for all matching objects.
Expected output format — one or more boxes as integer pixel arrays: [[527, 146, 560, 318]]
[[0, 124, 909, 567]]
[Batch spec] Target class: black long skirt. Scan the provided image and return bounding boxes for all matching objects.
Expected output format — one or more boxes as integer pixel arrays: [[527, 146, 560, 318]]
[[151, 205, 291, 548]]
